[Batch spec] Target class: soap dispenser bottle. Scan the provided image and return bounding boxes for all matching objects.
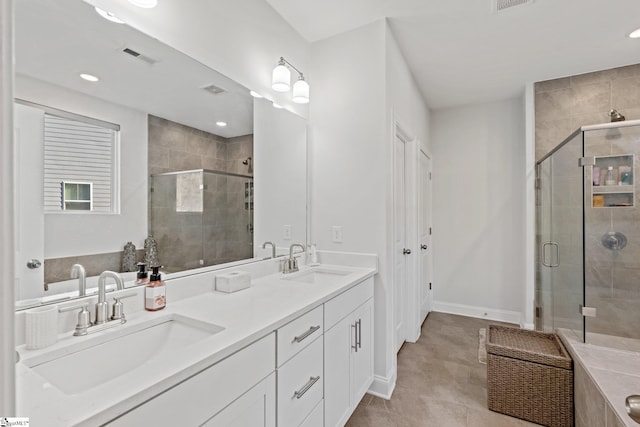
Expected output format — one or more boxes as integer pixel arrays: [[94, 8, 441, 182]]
[[135, 262, 149, 285], [145, 265, 166, 311]]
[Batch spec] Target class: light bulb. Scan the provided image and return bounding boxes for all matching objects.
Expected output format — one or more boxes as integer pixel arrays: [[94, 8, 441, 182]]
[[272, 63, 291, 92], [292, 77, 309, 104]]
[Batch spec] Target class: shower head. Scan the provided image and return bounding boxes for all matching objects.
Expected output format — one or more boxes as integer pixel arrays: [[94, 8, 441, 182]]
[[609, 109, 625, 122], [242, 157, 252, 165]]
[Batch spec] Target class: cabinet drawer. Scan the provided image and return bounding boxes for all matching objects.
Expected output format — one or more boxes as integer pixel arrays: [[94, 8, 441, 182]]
[[277, 305, 323, 367], [299, 399, 323, 427], [324, 277, 373, 330], [107, 333, 275, 426], [277, 337, 323, 427]]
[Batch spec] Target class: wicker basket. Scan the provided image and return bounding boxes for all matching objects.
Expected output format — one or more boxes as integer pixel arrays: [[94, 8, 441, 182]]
[[486, 325, 573, 427]]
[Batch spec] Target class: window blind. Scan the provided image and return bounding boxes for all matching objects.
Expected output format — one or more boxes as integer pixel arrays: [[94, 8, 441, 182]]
[[44, 114, 115, 212]]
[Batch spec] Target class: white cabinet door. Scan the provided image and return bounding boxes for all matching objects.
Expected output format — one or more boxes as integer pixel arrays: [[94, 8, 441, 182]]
[[351, 298, 374, 406], [203, 373, 275, 427], [324, 316, 352, 427], [324, 297, 375, 427]]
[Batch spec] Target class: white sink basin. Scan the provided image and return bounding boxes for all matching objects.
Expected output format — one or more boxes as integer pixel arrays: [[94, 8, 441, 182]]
[[23, 314, 224, 394], [283, 268, 351, 284]]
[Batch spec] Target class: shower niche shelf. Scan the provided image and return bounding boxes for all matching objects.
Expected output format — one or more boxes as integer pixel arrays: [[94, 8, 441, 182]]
[[591, 154, 634, 208]]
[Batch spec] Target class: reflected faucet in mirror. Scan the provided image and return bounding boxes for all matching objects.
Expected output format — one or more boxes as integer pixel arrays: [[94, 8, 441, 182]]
[[262, 241, 276, 259], [70, 264, 86, 297]]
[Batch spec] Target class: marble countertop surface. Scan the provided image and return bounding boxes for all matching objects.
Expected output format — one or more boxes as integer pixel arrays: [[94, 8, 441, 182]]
[[559, 330, 640, 427], [16, 256, 377, 426]]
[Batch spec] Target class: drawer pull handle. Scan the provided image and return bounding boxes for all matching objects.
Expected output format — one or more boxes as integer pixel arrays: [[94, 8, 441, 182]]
[[294, 376, 320, 399], [293, 325, 321, 343]]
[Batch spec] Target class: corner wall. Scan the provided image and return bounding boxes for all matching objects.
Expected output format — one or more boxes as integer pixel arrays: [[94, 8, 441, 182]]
[[431, 97, 526, 324], [310, 20, 431, 398]]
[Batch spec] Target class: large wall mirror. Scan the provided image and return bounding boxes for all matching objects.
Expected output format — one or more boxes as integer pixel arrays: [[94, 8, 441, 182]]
[[14, 0, 307, 307]]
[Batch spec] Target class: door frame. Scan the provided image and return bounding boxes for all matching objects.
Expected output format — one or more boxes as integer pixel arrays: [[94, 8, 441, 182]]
[[392, 115, 420, 347], [418, 148, 433, 325]]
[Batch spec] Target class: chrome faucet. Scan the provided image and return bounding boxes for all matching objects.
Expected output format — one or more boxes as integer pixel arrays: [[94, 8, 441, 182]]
[[95, 271, 124, 325], [262, 241, 276, 258], [283, 243, 305, 274], [70, 263, 86, 297]]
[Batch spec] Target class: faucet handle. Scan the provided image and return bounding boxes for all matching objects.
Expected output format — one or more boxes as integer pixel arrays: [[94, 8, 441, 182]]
[[59, 303, 91, 336], [111, 290, 137, 321]]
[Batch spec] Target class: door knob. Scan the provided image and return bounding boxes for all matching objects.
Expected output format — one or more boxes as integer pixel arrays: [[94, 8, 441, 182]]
[[403, 248, 411, 255], [421, 244, 428, 250], [26, 259, 42, 269]]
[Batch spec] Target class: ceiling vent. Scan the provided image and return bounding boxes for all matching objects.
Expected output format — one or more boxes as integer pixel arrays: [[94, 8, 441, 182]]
[[201, 84, 226, 95], [494, 0, 533, 12], [122, 47, 157, 65]]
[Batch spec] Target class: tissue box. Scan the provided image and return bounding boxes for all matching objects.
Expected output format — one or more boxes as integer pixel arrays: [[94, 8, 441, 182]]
[[215, 271, 251, 293]]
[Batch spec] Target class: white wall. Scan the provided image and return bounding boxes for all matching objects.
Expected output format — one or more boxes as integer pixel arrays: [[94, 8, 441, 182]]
[[16, 75, 148, 258], [431, 97, 526, 324], [253, 98, 307, 253], [310, 20, 431, 397], [310, 21, 391, 394], [87, 0, 310, 117]]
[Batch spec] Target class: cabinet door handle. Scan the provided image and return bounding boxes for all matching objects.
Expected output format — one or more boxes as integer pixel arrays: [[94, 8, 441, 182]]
[[357, 319, 362, 349], [293, 325, 321, 343], [352, 323, 358, 352], [294, 376, 320, 399]]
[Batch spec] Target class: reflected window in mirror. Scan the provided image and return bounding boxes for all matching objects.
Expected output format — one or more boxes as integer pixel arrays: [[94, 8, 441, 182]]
[[43, 112, 119, 213]]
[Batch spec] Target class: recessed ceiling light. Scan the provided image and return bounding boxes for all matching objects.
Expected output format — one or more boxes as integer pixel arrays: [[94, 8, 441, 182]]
[[272, 102, 283, 109], [94, 7, 125, 24], [216, 121, 227, 127], [249, 90, 263, 98], [629, 28, 640, 38], [128, 0, 158, 8], [80, 73, 100, 82]]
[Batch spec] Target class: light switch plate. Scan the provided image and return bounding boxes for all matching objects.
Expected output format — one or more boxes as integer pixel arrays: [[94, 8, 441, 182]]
[[332, 226, 343, 243], [283, 225, 292, 240]]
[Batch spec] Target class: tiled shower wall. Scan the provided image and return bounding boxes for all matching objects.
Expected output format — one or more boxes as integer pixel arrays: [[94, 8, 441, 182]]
[[535, 63, 640, 162], [148, 115, 253, 176], [148, 115, 253, 272], [535, 63, 640, 339]]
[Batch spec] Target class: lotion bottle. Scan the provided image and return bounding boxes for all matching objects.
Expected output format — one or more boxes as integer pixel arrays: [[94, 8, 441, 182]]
[[135, 262, 149, 285], [145, 265, 166, 311]]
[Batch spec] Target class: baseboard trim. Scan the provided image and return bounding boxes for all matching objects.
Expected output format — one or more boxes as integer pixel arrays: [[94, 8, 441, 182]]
[[367, 369, 396, 400], [432, 301, 521, 325]]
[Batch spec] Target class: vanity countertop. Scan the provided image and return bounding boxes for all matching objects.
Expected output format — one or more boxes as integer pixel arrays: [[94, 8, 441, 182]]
[[16, 261, 377, 426]]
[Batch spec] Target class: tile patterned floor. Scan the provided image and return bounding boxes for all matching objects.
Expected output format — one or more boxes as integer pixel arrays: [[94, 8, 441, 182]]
[[345, 312, 540, 427]]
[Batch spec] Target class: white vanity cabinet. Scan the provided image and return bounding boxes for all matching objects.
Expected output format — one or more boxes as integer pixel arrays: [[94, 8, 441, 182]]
[[323, 277, 374, 427], [276, 305, 324, 427], [107, 333, 276, 426]]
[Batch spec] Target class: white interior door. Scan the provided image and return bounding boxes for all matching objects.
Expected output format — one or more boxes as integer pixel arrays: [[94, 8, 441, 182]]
[[419, 150, 433, 324], [393, 134, 408, 352], [14, 103, 45, 300]]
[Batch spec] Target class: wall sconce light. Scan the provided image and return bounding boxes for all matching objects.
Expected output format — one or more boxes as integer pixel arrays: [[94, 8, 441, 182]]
[[271, 57, 309, 104]]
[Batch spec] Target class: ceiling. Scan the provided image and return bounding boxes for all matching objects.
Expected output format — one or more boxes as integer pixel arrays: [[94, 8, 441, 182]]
[[15, 0, 253, 138], [265, 0, 640, 109]]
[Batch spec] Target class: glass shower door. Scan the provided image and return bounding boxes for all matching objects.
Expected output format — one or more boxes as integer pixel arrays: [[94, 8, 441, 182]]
[[537, 132, 585, 340]]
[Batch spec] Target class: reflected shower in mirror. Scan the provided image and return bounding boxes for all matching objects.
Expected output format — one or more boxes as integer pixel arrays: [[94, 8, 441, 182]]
[[14, 0, 307, 307]]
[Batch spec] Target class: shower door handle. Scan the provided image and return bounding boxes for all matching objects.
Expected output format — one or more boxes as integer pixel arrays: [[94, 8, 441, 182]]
[[542, 242, 559, 267]]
